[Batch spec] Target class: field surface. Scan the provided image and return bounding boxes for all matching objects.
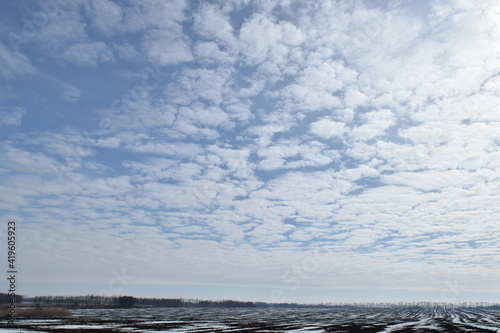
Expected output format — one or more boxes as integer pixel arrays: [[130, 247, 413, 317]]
[[2, 307, 500, 332]]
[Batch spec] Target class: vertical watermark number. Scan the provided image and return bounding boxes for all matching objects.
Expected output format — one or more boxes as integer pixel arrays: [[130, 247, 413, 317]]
[[7, 221, 17, 323]]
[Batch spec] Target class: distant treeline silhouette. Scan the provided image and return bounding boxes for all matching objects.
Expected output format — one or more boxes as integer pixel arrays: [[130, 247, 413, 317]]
[[0, 293, 23, 304], [28, 295, 265, 309], [20, 295, 500, 310]]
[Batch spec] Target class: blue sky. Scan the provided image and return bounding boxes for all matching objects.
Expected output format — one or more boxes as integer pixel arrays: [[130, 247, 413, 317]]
[[1, 0, 500, 304]]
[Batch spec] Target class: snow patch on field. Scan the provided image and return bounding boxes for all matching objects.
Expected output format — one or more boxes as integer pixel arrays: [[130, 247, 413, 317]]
[[380, 318, 432, 332], [284, 327, 325, 332], [51, 324, 115, 329], [461, 323, 500, 332]]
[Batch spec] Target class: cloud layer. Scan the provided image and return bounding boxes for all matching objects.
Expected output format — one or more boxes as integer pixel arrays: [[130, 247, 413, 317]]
[[1, 0, 499, 303]]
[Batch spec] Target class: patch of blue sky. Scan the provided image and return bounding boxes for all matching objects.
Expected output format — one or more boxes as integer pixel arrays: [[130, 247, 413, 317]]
[[355, 176, 383, 189]]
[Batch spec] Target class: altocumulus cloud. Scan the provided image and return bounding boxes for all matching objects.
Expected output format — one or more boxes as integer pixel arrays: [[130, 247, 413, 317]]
[[0, 0, 500, 303]]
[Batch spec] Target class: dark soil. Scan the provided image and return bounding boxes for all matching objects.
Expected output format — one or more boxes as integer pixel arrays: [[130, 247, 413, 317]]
[[2, 307, 500, 332]]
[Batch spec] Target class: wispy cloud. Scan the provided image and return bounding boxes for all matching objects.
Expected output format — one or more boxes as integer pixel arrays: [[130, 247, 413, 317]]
[[0, 107, 25, 126], [60, 83, 82, 102], [0, 42, 34, 79]]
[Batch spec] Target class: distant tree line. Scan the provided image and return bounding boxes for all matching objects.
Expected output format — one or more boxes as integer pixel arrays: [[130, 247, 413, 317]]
[[21, 295, 500, 310], [26, 295, 262, 309], [0, 293, 23, 304], [135, 298, 258, 308], [27, 295, 313, 309], [31, 295, 118, 308]]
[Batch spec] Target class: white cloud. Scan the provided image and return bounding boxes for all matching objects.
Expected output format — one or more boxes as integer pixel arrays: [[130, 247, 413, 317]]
[[352, 109, 395, 141], [343, 87, 368, 108], [194, 41, 234, 64], [177, 68, 232, 105], [0, 107, 25, 126], [193, 3, 237, 47], [309, 117, 346, 139], [142, 29, 193, 66], [60, 42, 114, 67], [0, 42, 34, 79], [84, 0, 124, 36], [257, 140, 336, 171], [114, 41, 144, 62], [279, 60, 357, 113], [26, 2, 113, 67], [84, 0, 188, 34], [239, 14, 290, 66], [207, 145, 255, 179], [60, 83, 82, 102]]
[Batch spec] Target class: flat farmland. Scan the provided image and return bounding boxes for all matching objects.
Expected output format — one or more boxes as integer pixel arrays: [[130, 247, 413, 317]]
[[2, 307, 500, 332]]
